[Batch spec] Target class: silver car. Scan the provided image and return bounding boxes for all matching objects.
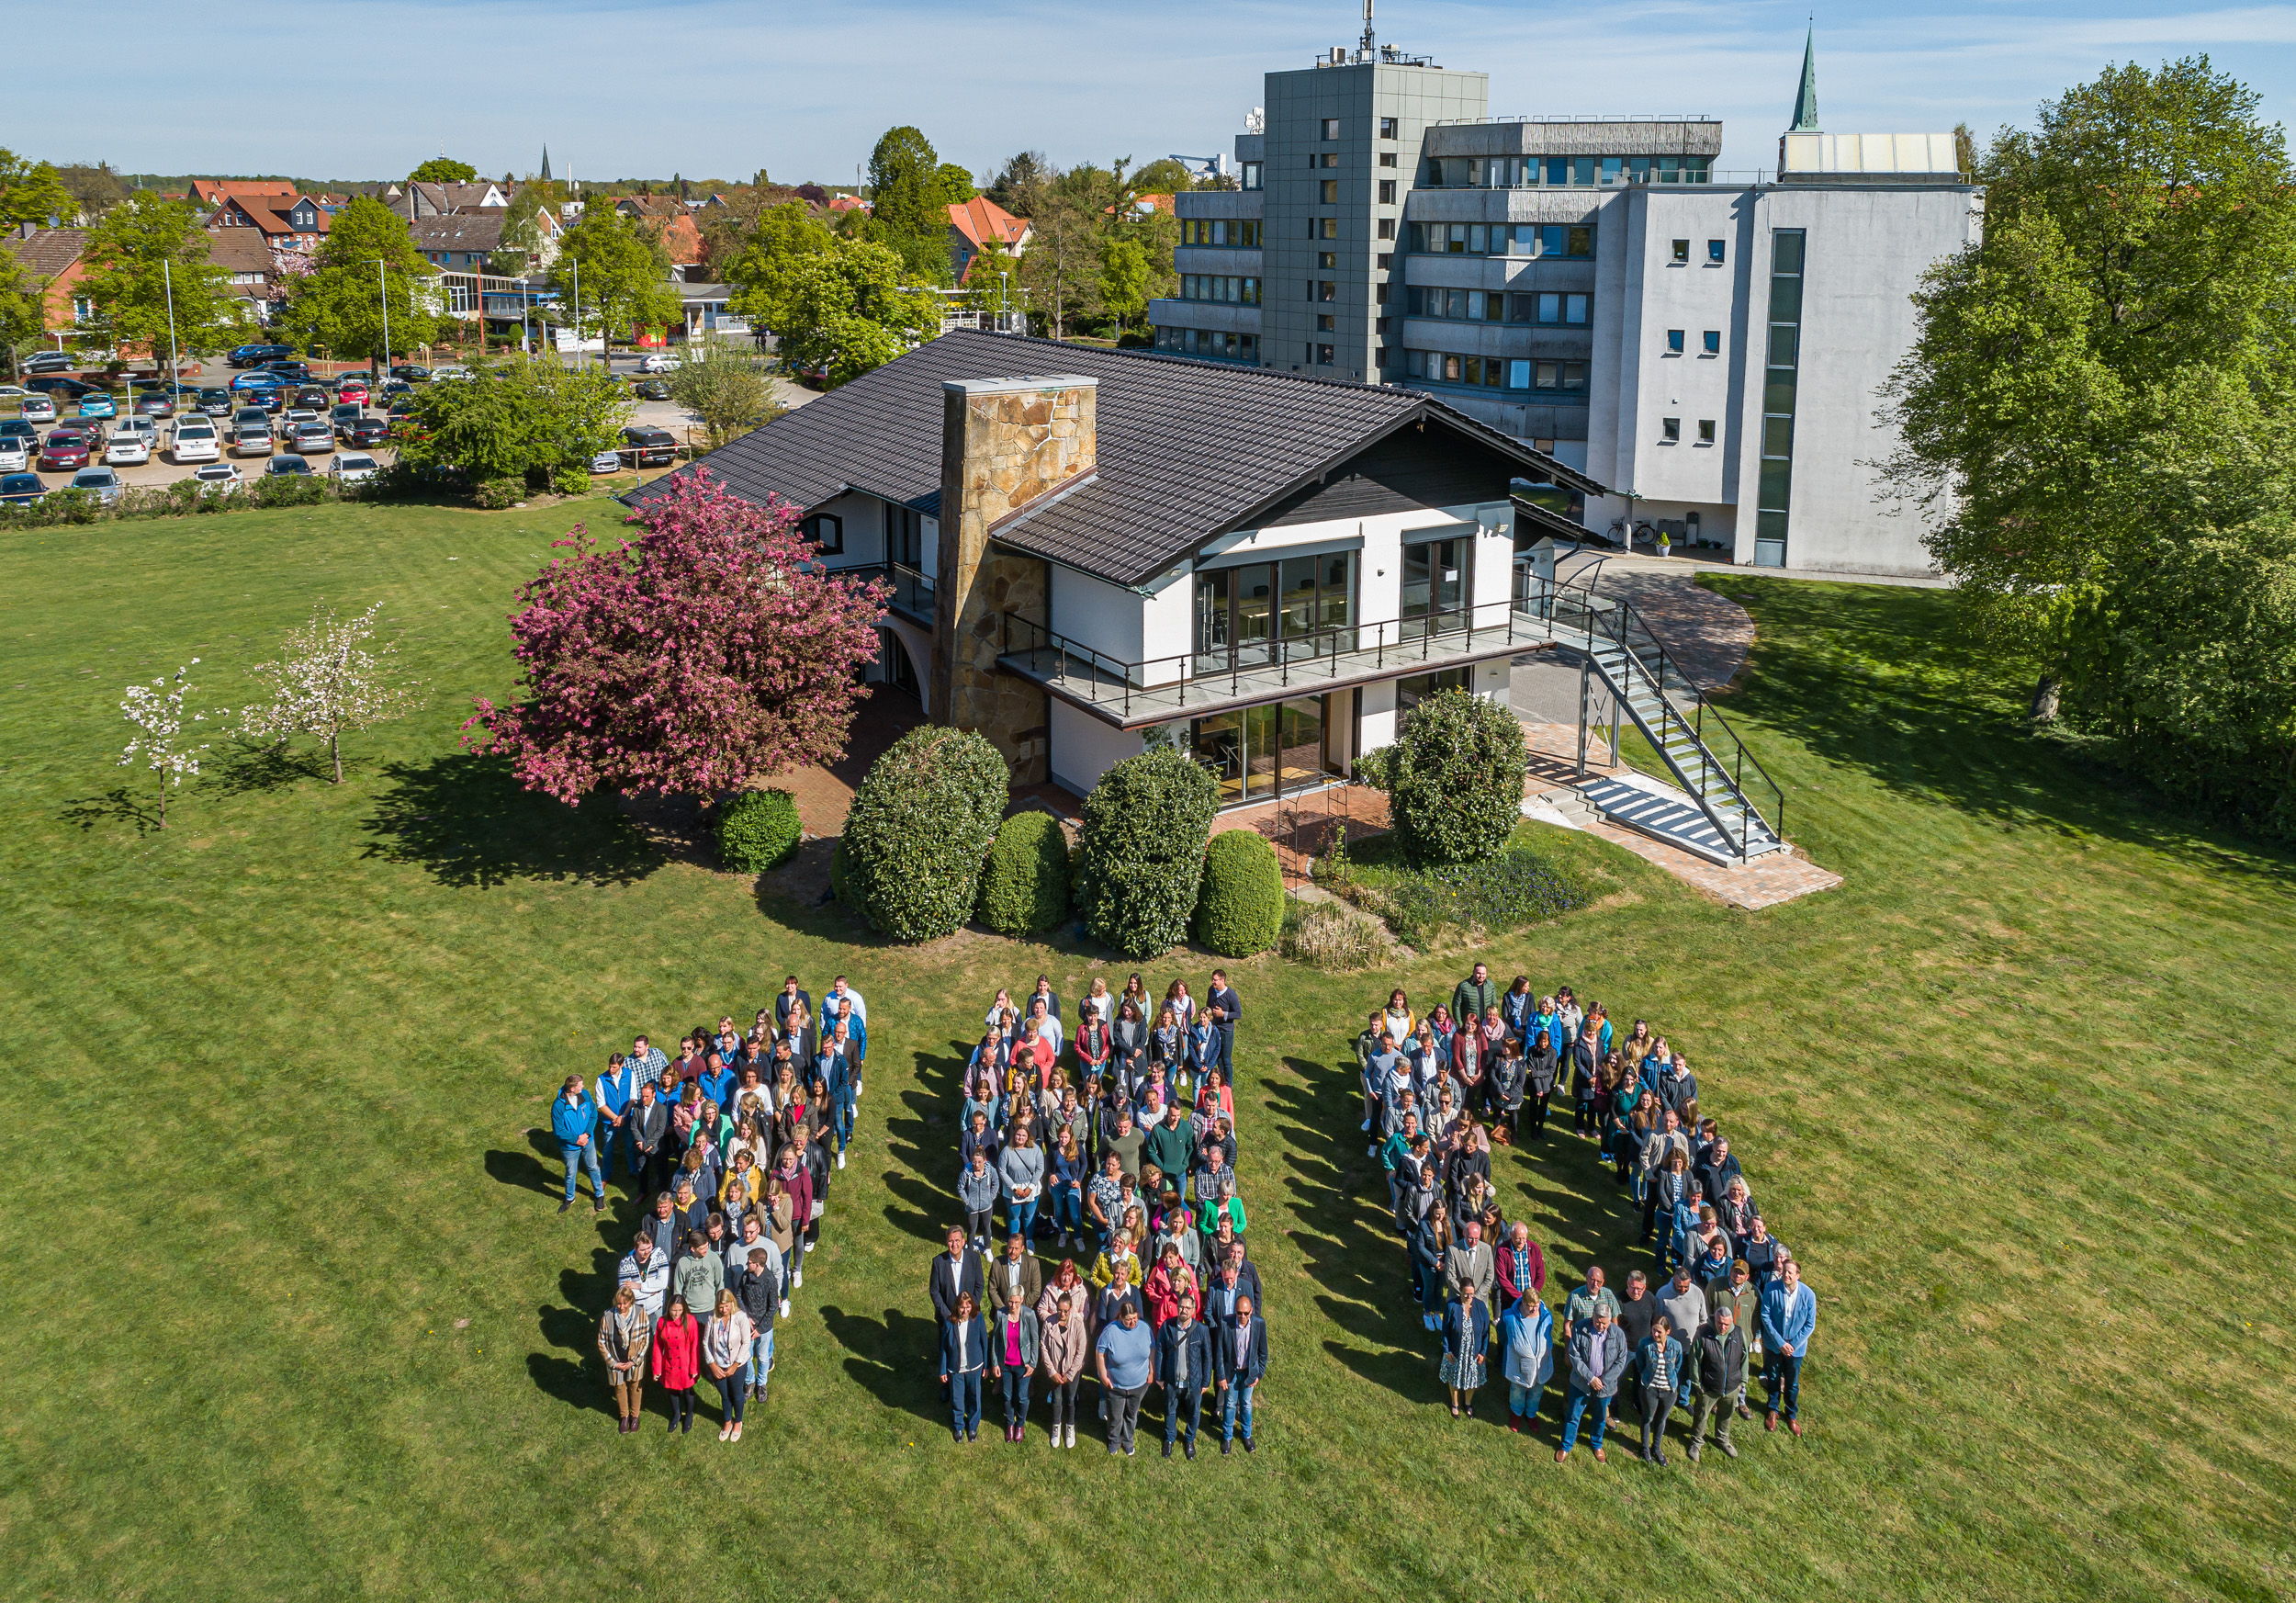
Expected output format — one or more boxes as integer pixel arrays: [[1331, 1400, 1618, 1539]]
[[68, 467, 125, 503], [230, 423, 276, 458], [289, 421, 333, 455], [329, 452, 380, 482]]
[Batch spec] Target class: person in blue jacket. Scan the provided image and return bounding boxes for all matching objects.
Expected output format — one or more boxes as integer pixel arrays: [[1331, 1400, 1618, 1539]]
[[1760, 1257, 1818, 1435], [593, 1053, 638, 1184], [1633, 1313, 1688, 1464], [1213, 1294, 1268, 1453], [551, 1074, 605, 1214], [939, 1291, 988, 1443]]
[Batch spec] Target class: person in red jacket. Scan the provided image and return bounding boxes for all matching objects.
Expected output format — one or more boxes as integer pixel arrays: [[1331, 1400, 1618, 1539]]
[[651, 1293, 702, 1435], [1496, 1221, 1547, 1308]]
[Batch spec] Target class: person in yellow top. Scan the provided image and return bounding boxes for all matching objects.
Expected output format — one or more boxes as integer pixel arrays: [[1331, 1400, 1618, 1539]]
[[1091, 1228, 1142, 1290], [718, 1147, 762, 1211]]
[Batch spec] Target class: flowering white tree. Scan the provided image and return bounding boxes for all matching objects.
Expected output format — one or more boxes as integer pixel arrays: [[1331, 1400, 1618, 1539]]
[[118, 660, 209, 829], [241, 603, 422, 784]]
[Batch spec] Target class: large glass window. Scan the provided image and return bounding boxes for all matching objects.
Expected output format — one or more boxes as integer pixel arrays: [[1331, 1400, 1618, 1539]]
[[1401, 531, 1471, 631], [1757, 230, 1806, 568], [1195, 553, 1355, 672], [1192, 695, 1343, 807], [886, 502, 922, 568]]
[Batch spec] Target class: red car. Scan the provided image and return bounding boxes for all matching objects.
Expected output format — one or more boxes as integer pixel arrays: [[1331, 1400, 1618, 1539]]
[[38, 429, 91, 471], [336, 377, 370, 403]]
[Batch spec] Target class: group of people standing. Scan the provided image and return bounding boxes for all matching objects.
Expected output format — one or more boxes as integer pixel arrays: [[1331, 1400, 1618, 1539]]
[[571, 976, 871, 1439], [930, 970, 1270, 1457], [1358, 962, 1818, 1465]]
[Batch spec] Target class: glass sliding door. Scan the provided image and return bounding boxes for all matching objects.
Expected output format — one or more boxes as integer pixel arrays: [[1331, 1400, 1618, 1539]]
[[1401, 533, 1471, 638], [1192, 694, 1342, 807], [1194, 554, 1354, 676]]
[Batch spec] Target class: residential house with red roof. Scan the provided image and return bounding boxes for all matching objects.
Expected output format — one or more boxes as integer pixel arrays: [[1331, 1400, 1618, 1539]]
[[1, 228, 92, 333], [946, 196, 1031, 285]]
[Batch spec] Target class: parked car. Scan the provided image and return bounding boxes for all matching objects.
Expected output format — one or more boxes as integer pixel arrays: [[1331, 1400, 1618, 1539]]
[[0, 470, 44, 504], [378, 378, 412, 398], [262, 359, 313, 383], [170, 422, 220, 464], [69, 466, 125, 503], [634, 378, 673, 401], [588, 447, 623, 474], [230, 423, 276, 457], [133, 390, 175, 418], [264, 454, 314, 477], [329, 402, 364, 430], [620, 425, 677, 467], [197, 388, 234, 417], [231, 405, 272, 429], [20, 395, 57, 423], [38, 430, 91, 470], [340, 414, 389, 447], [77, 392, 118, 420], [23, 350, 75, 375], [329, 452, 380, 482], [281, 409, 321, 430], [227, 342, 296, 369], [26, 375, 94, 398], [289, 421, 332, 455], [231, 370, 283, 394], [0, 437, 28, 473], [637, 352, 679, 373], [0, 420, 39, 454], [388, 364, 432, 382], [335, 377, 370, 404], [104, 432, 152, 466], [250, 386, 287, 413], [113, 416, 157, 441], [428, 365, 473, 382], [191, 461, 244, 493], [292, 386, 331, 411]]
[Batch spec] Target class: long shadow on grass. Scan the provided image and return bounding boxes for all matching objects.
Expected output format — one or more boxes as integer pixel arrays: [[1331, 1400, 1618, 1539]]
[[878, 1047, 967, 1245], [58, 785, 163, 834], [207, 739, 332, 796], [819, 1303, 944, 1428], [1705, 577, 2296, 887], [485, 1128, 564, 1198], [360, 751, 668, 888]]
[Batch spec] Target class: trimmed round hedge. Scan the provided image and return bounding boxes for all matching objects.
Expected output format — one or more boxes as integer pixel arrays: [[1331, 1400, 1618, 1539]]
[[1192, 828, 1284, 956], [1388, 687, 1525, 865], [838, 726, 1008, 942], [1076, 748, 1219, 958], [715, 787, 803, 873], [976, 810, 1072, 936]]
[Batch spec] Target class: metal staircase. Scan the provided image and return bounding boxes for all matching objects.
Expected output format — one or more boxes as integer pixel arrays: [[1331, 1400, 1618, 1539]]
[[1518, 566, 1788, 865]]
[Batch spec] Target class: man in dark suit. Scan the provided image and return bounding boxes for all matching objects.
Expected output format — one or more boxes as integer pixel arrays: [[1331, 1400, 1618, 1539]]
[[1202, 1240, 1264, 1325], [929, 1226, 986, 1328], [626, 1081, 671, 1198], [1213, 1294, 1268, 1453], [1206, 969, 1243, 1078], [1156, 1292, 1212, 1459]]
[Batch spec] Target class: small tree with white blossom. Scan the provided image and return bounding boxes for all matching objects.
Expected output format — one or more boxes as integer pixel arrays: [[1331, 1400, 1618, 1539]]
[[241, 603, 422, 784], [118, 660, 210, 828]]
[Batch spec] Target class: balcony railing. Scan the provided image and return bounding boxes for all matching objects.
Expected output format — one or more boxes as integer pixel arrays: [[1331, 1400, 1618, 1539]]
[[997, 599, 1555, 726], [832, 561, 935, 623]]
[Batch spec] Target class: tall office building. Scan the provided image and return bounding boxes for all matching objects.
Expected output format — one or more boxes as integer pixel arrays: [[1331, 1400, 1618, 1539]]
[[1152, 28, 1980, 575]]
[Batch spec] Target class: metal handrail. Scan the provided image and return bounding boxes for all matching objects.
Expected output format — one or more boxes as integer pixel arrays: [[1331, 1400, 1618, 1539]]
[[999, 598, 1541, 722], [1530, 570, 1785, 851]]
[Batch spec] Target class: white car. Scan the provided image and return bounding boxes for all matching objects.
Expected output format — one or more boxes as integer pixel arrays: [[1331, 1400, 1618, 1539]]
[[104, 432, 152, 466], [636, 352, 679, 373], [0, 438, 27, 473], [588, 447, 622, 474], [21, 395, 57, 423], [113, 415, 157, 440], [428, 365, 473, 382], [281, 408, 321, 428], [191, 462, 244, 493], [329, 452, 380, 482], [170, 423, 220, 464]]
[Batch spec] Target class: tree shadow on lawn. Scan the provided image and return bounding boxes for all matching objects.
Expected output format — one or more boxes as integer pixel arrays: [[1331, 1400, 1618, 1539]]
[[360, 751, 669, 889], [1707, 578, 2296, 888], [205, 739, 332, 796], [818, 1303, 946, 1428], [58, 785, 163, 835]]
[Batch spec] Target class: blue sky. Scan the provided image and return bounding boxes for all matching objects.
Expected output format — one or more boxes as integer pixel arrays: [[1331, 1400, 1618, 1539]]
[[10, 0, 2296, 182]]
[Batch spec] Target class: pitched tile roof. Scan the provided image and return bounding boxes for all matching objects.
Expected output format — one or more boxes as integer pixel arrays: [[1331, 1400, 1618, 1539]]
[[409, 213, 506, 253], [947, 196, 1029, 251], [189, 178, 298, 205], [203, 226, 276, 275], [630, 330, 1604, 588], [2, 228, 87, 278]]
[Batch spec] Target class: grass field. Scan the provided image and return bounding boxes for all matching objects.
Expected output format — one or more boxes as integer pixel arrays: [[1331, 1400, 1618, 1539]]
[[3, 501, 2292, 1602]]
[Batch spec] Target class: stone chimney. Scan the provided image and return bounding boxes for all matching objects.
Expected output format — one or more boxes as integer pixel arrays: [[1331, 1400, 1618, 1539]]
[[935, 375, 1098, 783]]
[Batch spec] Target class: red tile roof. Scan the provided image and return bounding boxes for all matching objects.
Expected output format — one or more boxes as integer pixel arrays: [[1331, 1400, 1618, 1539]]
[[2, 227, 86, 278], [947, 196, 1029, 251]]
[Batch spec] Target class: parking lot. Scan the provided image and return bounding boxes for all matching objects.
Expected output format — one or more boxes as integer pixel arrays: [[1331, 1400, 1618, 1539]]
[[2, 349, 814, 498]]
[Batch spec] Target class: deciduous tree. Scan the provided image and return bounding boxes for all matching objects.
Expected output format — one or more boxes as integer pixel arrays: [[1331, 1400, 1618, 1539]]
[[554, 204, 681, 344], [464, 472, 888, 803], [866, 126, 952, 285], [77, 194, 242, 358], [393, 356, 628, 488], [277, 195, 445, 363], [410, 157, 479, 185], [665, 339, 783, 451], [0, 150, 73, 231], [240, 602, 422, 784], [754, 236, 940, 387], [117, 660, 208, 829]]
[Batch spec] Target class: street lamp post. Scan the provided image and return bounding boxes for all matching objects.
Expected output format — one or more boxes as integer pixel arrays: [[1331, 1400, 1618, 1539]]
[[160, 257, 180, 388], [375, 258, 392, 378]]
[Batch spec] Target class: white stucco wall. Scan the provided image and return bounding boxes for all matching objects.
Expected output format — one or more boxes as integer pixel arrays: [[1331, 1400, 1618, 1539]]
[[1047, 698, 1144, 796]]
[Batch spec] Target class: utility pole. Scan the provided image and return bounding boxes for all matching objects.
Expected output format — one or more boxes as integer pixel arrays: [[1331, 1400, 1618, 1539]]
[[373, 258, 393, 378], [161, 257, 180, 388]]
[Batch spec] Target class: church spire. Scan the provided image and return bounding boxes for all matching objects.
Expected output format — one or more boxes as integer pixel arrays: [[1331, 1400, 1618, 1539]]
[[1789, 27, 1819, 131], [539, 144, 553, 182]]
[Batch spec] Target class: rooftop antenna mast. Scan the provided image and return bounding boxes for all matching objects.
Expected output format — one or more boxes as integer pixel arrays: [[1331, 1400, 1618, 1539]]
[[1361, 0, 1376, 56]]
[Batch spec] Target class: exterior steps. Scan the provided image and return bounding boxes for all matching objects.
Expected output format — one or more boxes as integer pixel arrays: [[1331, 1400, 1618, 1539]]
[[1576, 773, 1790, 866]]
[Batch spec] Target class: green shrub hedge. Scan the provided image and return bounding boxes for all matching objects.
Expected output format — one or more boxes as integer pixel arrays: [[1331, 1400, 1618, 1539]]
[[473, 477, 525, 510], [714, 788, 802, 873], [1192, 828, 1284, 956], [1075, 748, 1218, 957], [838, 726, 1008, 941], [1387, 687, 1525, 864], [975, 810, 1071, 935]]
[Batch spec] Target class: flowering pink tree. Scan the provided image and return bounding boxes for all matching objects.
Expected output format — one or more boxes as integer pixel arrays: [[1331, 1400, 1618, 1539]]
[[465, 471, 889, 804]]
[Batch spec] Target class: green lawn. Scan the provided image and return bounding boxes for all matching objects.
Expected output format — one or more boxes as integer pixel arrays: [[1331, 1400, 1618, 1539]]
[[3, 503, 2292, 1601]]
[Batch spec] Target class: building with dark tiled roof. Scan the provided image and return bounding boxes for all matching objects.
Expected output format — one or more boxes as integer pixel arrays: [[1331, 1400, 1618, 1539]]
[[631, 328, 1602, 796], [2, 228, 92, 332]]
